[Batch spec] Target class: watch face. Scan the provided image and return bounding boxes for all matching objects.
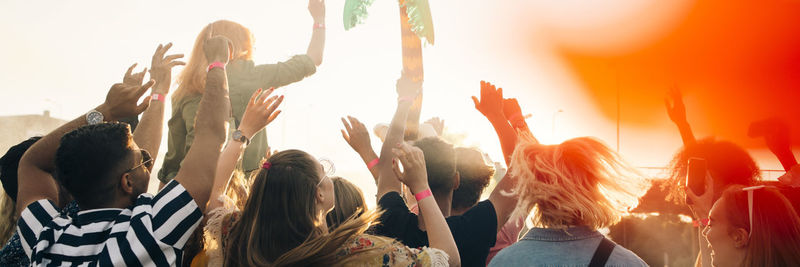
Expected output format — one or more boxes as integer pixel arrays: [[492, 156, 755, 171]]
[[87, 111, 103, 125]]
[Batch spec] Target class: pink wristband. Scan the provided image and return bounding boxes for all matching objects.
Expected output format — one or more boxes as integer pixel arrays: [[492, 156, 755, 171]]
[[367, 158, 379, 169], [414, 189, 432, 201], [151, 93, 165, 102], [208, 61, 225, 72], [313, 23, 325, 30]]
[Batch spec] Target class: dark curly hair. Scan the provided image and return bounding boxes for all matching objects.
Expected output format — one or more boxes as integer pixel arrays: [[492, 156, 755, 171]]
[[413, 137, 457, 195], [663, 137, 760, 204], [452, 147, 495, 212], [55, 122, 134, 209]]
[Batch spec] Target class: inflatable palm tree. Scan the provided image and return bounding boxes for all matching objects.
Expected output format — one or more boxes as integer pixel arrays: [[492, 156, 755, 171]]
[[344, 0, 434, 138]]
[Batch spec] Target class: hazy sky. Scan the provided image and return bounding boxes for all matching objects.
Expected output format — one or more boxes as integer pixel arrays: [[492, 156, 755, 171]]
[[0, 0, 784, 205]]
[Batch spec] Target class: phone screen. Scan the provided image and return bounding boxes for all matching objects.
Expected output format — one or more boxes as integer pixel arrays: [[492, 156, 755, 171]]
[[686, 157, 708, 198]]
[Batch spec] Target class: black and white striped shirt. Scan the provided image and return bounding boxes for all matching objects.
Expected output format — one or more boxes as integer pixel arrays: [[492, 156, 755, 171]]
[[17, 180, 203, 266]]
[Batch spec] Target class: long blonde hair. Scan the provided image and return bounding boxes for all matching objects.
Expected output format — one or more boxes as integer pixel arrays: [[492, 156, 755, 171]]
[[509, 133, 650, 229], [173, 20, 254, 101]]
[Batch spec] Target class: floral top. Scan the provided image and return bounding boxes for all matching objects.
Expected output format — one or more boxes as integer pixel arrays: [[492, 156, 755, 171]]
[[199, 205, 448, 266]]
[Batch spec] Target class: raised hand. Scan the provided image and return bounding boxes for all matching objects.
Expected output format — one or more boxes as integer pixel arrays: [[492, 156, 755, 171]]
[[239, 87, 283, 139], [149, 42, 185, 94], [749, 117, 796, 171], [391, 142, 429, 193], [503, 98, 523, 121], [123, 63, 147, 87], [204, 34, 233, 64], [425, 117, 445, 136], [308, 0, 326, 23], [341, 116, 373, 155], [749, 117, 791, 154], [396, 71, 422, 101], [665, 86, 688, 125], [685, 173, 714, 220], [472, 80, 505, 120], [99, 67, 156, 121]]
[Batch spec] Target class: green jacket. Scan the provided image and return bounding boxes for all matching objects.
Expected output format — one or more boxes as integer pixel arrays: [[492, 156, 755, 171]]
[[158, 55, 316, 182]]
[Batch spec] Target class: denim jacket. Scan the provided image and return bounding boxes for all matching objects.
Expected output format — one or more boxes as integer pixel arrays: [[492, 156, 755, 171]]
[[488, 226, 648, 267]]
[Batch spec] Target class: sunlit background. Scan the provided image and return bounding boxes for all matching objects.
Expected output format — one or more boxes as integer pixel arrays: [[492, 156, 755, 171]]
[[2, 0, 797, 238], [4, 1, 800, 265]]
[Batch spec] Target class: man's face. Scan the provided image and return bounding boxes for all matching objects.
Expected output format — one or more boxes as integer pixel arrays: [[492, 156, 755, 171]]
[[125, 142, 153, 199]]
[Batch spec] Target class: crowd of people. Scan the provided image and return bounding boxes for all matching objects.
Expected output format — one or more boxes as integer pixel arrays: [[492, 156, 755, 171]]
[[1, 1, 800, 266]]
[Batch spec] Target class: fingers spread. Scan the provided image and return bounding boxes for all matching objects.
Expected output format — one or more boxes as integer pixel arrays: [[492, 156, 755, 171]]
[[266, 96, 284, 114], [341, 117, 353, 133], [249, 88, 263, 105], [164, 54, 184, 62], [167, 61, 187, 68], [267, 110, 282, 124], [137, 80, 155, 96], [392, 158, 404, 180], [136, 96, 152, 114]]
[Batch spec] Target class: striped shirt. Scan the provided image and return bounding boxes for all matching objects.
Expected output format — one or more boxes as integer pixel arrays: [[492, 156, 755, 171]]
[[17, 180, 203, 266]]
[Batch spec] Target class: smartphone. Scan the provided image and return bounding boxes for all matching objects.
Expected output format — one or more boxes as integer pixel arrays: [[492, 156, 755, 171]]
[[686, 157, 707, 204]]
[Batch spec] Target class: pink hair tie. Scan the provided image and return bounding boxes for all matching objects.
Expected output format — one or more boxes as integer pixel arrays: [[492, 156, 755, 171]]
[[262, 162, 272, 169]]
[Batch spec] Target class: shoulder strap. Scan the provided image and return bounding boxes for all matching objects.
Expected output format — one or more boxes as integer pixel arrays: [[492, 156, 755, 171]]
[[588, 237, 616, 267]]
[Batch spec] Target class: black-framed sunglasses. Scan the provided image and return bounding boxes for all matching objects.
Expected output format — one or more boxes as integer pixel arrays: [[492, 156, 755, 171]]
[[126, 149, 154, 173]]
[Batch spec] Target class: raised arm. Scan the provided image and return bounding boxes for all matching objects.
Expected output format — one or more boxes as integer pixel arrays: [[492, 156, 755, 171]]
[[749, 117, 797, 172], [206, 88, 283, 213], [16, 70, 153, 216], [473, 82, 531, 231], [306, 0, 326, 66], [472, 81, 517, 165], [665, 87, 696, 147], [392, 142, 460, 267], [132, 43, 185, 159], [376, 73, 421, 200], [173, 36, 233, 213], [686, 174, 715, 267], [503, 98, 536, 142], [341, 116, 379, 181]]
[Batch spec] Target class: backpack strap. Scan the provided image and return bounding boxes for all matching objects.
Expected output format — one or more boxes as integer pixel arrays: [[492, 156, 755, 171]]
[[588, 237, 616, 267]]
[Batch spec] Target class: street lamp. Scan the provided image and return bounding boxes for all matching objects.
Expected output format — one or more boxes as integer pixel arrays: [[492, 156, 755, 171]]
[[552, 109, 563, 140]]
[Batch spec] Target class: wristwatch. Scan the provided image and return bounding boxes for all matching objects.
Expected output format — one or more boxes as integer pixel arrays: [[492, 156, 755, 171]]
[[232, 130, 250, 145], [86, 109, 104, 125]]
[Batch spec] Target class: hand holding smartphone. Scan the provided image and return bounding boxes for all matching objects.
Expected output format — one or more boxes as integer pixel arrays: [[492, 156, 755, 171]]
[[686, 157, 707, 204]]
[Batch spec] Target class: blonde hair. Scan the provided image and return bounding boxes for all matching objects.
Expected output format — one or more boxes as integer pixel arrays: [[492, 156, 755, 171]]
[[173, 20, 254, 101], [509, 133, 650, 229]]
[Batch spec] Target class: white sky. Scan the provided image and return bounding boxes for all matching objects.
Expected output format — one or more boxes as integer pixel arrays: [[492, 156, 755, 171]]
[[0, 0, 783, 206]]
